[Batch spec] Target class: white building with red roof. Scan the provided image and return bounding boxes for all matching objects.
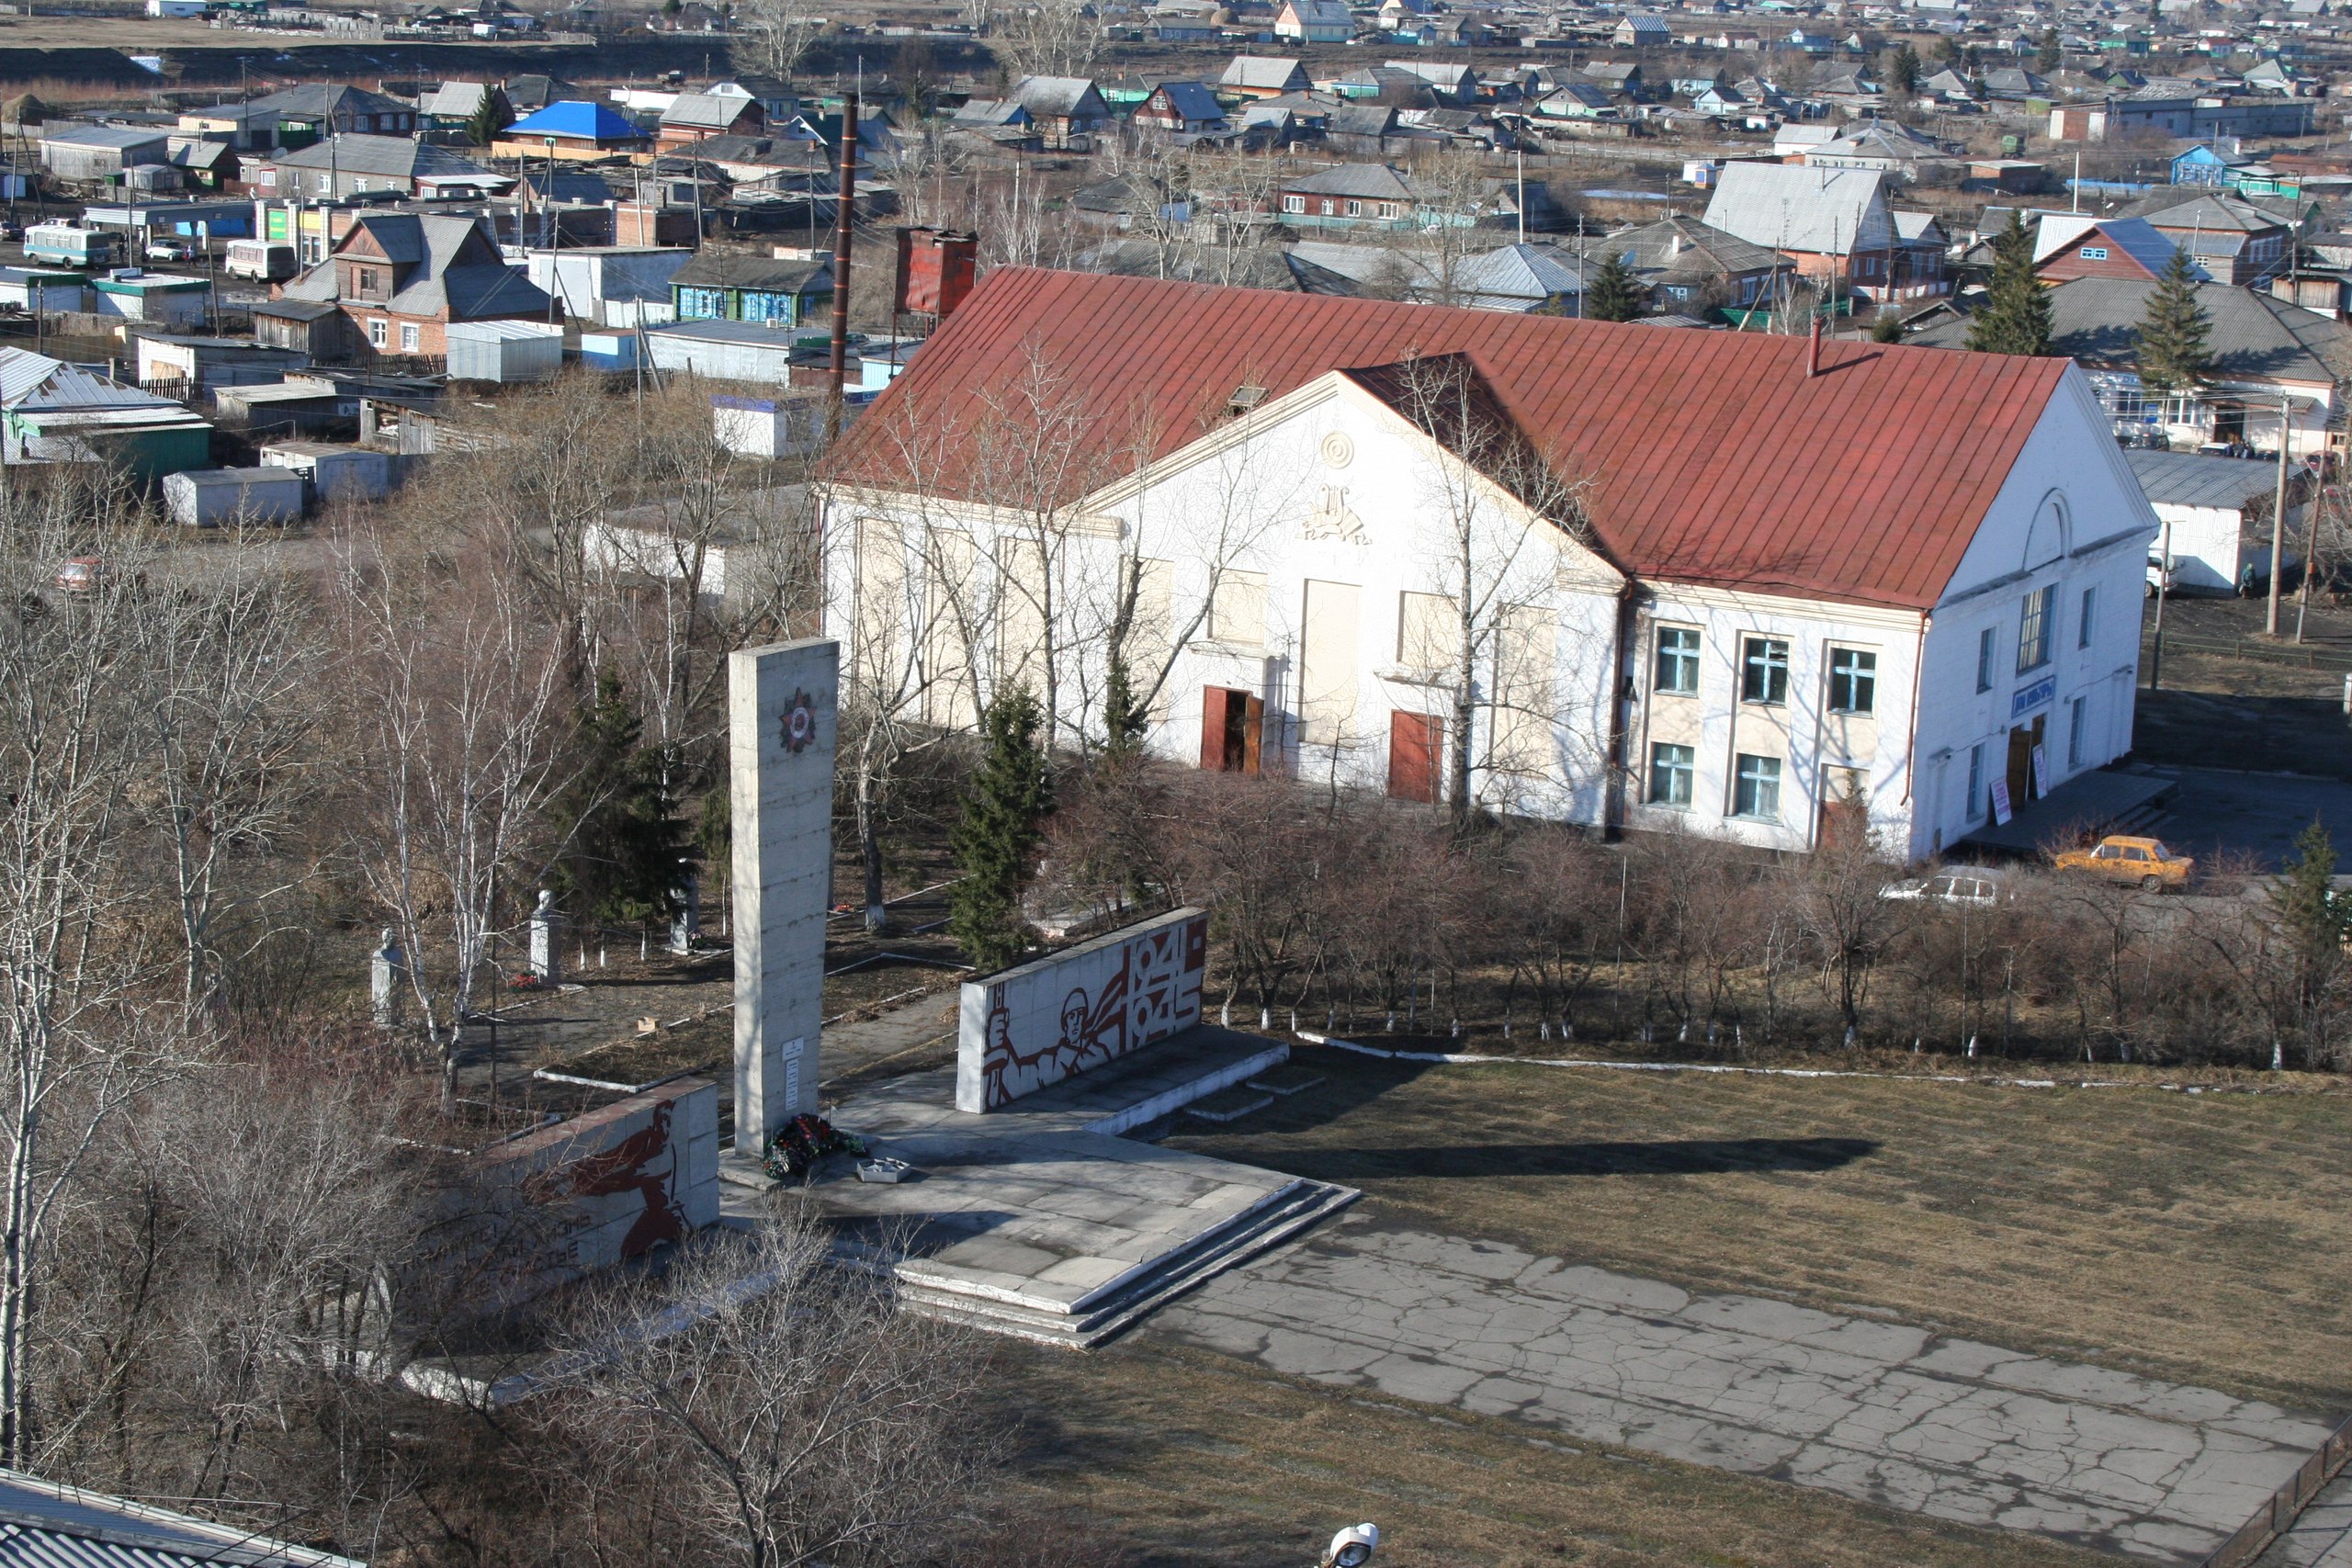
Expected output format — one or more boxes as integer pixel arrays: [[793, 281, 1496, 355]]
[[820, 269, 2155, 860]]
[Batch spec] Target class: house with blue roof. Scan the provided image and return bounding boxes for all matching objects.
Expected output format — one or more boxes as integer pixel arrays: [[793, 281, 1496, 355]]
[[494, 100, 651, 159]]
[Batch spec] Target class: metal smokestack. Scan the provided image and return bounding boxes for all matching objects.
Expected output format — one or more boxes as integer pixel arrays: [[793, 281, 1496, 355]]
[[828, 93, 859, 441]]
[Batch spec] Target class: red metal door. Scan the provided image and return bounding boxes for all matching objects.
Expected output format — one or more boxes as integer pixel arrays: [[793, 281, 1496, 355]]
[[1200, 687, 1231, 771], [1387, 711, 1442, 803]]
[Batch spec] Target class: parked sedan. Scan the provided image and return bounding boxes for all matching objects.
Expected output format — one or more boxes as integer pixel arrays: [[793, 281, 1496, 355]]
[[1880, 871, 2005, 908], [144, 237, 198, 263], [2051, 835, 2195, 892]]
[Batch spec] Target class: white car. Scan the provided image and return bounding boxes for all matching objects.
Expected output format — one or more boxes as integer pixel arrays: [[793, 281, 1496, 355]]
[[1879, 871, 2005, 908], [144, 237, 197, 263]]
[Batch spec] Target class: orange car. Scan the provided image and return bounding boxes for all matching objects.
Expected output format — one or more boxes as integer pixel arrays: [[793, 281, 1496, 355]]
[[2051, 835, 2195, 891]]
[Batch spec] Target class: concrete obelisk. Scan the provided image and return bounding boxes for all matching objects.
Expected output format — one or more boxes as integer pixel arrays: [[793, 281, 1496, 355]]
[[729, 637, 838, 1156]]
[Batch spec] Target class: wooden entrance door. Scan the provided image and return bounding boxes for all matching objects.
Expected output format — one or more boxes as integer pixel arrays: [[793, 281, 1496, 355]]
[[1199, 687, 1262, 774], [1387, 711, 1442, 803]]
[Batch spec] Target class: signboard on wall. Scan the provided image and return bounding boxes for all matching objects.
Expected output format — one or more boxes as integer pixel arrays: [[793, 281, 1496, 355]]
[[956, 908, 1210, 1112], [2030, 743, 2052, 799], [1989, 777, 2014, 826]]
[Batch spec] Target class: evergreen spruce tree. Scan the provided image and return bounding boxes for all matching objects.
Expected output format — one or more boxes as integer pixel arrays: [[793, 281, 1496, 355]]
[[949, 686, 1050, 971], [1964, 211, 2052, 357], [2272, 818, 2346, 1067], [1889, 44, 1921, 94], [2037, 26, 2063, 72], [1871, 307, 1905, 344], [464, 90, 513, 148], [2135, 246, 2213, 397], [555, 671, 695, 929], [1102, 653, 1146, 760], [1584, 252, 1645, 322]]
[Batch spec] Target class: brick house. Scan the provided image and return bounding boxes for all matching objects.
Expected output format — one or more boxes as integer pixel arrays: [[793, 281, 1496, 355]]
[[276, 212, 554, 359]]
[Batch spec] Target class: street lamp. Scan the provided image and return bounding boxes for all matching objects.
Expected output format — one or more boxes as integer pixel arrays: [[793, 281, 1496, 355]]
[[1319, 1523, 1379, 1568]]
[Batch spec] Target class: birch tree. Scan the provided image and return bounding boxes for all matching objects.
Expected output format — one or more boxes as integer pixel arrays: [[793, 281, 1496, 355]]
[[332, 514, 572, 1109], [0, 479, 182, 1467]]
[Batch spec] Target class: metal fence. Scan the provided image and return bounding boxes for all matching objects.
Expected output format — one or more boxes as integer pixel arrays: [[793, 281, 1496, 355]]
[[2201, 1413, 2352, 1568]]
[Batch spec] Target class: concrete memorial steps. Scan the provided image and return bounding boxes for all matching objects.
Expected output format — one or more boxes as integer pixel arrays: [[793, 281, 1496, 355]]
[[718, 1027, 1358, 1348]]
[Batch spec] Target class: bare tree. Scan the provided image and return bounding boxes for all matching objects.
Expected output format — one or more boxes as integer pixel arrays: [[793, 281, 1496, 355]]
[[1376, 353, 1599, 828], [0, 480, 185, 1466], [331, 513, 573, 1108], [538, 1201, 994, 1568], [992, 0, 1104, 82], [731, 0, 830, 85]]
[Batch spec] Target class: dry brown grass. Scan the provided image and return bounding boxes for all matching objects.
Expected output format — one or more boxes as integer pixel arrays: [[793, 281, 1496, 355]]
[[1167, 1045, 2352, 1414], [987, 1334, 2110, 1568]]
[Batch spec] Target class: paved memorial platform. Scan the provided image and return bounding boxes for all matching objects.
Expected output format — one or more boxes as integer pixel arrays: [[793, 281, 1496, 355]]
[[720, 1027, 1357, 1348]]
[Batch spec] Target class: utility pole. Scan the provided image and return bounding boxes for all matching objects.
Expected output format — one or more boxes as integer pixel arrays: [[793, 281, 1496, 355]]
[[2267, 390, 2291, 636], [825, 93, 858, 444]]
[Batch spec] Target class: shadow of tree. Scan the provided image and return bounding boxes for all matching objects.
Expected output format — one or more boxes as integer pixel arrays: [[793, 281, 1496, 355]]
[[1240, 1135, 1880, 1184]]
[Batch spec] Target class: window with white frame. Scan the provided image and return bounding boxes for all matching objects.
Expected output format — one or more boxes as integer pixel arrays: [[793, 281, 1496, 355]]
[[1732, 753, 1781, 819], [367, 317, 387, 347], [2078, 584, 2096, 649], [1740, 637, 1788, 705], [1648, 742, 1694, 807], [1965, 742, 1984, 821], [1376, 200, 1399, 219], [2017, 583, 2055, 673], [1654, 626, 1699, 694], [400, 321, 420, 352], [1282, 194, 1305, 213], [2080, 245, 2109, 260], [1827, 647, 1876, 714], [1344, 198, 1362, 216]]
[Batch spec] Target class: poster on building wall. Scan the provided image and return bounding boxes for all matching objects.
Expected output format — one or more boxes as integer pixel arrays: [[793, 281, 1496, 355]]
[[956, 908, 1210, 1112], [2030, 744, 2052, 800], [1989, 777, 2014, 826]]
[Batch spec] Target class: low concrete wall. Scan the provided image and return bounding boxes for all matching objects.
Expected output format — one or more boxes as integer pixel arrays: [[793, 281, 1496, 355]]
[[956, 908, 1209, 1112], [478, 1077, 720, 1293]]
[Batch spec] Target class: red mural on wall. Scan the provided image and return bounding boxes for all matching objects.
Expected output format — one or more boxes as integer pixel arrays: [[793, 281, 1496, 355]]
[[525, 1100, 688, 1260], [979, 913, 1208, 1108]]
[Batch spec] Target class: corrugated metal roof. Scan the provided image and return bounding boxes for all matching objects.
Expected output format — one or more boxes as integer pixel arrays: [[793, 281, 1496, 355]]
[[1703, 163, 1897, 256], [0, 347, 63, 405], [0, 1470, 362, 1567], [505, 100, 647, 142], [826, 267, 2071, 612], [2124, 447, 2280, 510]]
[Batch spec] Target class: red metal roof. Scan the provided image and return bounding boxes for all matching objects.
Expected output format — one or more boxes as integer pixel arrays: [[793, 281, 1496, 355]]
[[827, 267, 2074, 612]]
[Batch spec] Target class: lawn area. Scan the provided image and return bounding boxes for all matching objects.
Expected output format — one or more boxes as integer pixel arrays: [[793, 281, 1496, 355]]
[[1164, 1047, 2352, 1415], [989, 1334, 2109, 1568]]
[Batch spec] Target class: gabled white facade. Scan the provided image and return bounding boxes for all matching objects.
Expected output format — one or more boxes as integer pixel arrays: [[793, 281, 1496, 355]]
[[820, 359, 2154, 863]]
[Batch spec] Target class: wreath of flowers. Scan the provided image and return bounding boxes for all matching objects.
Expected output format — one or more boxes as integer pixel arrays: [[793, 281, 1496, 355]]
[[762, 1112, 866, 1182]]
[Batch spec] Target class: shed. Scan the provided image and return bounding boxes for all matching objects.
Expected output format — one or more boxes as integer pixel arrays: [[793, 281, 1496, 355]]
[[2126, 446, 2300, 593], [0, 268, 87, 313], [711, 391, 828, 457], [89, 269, 208, 327], [580, 330, 640, 371], [260, 440, 393, 503], [445, 320, 563, 383], [164, 466, 307, 526]]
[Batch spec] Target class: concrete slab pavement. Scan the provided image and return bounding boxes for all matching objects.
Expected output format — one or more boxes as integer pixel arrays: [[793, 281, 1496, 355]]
[[1153, 1215, 2337, 1564], [2258, 1474, 2352, 1568]]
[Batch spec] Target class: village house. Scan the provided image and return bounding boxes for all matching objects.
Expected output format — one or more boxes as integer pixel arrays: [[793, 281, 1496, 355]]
[[2113, 190, 2295, 286], [1915, 275, 2350, 456], [275, 211, 554, 359], [496, 100, 654, 160], [655, 91, 766, 152], [1277, 164, 1421, 228], [2028, 214, 2199, 282], [1703, 162, 1898, 299], [1221, 56, 1315, 99], [1002, 77, 1114, 148], [1608, 213, 1794, 311], [1275, 0, 1354, 42], [820, 269, 2154, 861], [232, 83, 416, 145], [1134, 81, 1230, 134], [668, 252, 833, 326], [249, 135, 511, 200]]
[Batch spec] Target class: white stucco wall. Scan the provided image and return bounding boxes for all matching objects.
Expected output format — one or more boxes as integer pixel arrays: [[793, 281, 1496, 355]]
[[1911, 367, 2154, 859]]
